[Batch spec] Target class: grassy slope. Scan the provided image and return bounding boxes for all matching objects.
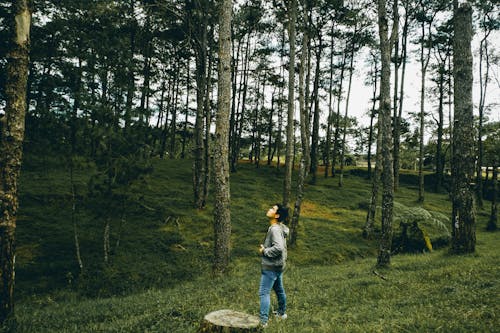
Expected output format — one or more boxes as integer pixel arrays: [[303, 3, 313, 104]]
[[6, 158, 499, 332]]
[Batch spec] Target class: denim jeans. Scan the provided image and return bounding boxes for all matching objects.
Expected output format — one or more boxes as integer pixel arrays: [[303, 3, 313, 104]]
[[259, 270, 286, 324]]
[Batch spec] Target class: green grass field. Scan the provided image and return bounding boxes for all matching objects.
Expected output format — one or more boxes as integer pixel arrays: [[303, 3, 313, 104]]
[[3, 158, 498, 332]]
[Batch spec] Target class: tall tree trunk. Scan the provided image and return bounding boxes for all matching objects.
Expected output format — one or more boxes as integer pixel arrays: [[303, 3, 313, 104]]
[[451, 2, 476, 254], [332, 53, 346, 177], [339, 39, 356, 188], [0, 0, 31, 323], [435, 59, 446, 192], [229, 35, 241, 164], [124, 0, 136, 132], [376, 0, 396, 268], [310, 35, 322, 185], [325, 29, 335, 178], [364, 113, 382, 239], [391, 0, 400, 191], [367, 52, 379, 179], [267, 91, 276, 165], [170, 62, 181, 158], [250, 74, 261, 162], [213, 0, 232, 275], [283, 0, 297, 208], [418, 19, 432, 203], [476, 30, 491, 209], [193, 11, 208, 209], [181, 57, 190, 159], [289, 28, 310, 246], [394, 3, 409, 191], [231, 35, 251, 172], [203, 42, 214, 203]]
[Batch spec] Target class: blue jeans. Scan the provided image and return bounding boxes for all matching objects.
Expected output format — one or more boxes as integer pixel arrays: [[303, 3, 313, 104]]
[[259, 270, 286, 323]]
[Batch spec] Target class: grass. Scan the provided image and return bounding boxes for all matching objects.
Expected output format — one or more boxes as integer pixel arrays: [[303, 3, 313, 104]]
[[3, 157, 499, 332]]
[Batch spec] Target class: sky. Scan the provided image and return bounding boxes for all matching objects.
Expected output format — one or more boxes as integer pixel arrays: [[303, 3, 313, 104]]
[[346, 29, 500, 132]]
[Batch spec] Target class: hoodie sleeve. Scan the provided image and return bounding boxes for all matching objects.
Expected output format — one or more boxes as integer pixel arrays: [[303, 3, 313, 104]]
[[263, 226, 285, 258]]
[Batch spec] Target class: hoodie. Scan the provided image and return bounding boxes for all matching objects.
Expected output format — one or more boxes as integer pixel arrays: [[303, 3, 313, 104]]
[[261, 223, 289, 271]]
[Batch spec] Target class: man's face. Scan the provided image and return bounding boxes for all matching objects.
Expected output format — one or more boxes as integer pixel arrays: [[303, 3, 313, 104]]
[[266, 205, 279, 219]]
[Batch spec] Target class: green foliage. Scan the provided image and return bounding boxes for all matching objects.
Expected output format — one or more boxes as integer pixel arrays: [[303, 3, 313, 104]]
[[393, 201, 451, 241]]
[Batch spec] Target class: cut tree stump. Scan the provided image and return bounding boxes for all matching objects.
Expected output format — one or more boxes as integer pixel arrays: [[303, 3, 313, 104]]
[[197, 309, 262, 333]]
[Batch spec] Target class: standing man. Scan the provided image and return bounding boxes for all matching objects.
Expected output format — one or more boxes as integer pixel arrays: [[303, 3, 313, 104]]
[[258, 204, 289, 327]]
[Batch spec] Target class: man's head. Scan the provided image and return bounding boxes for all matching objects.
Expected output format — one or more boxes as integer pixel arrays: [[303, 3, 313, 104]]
[[266, 203, 289, 223]]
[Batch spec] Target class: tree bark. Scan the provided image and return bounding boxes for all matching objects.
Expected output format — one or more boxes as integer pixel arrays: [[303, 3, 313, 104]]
[[310, 34, 322, 185], [325, 27, 335, 178], [451, 2, 476, 254], [339, 37, 356, 188], [213, 0, 232, 275], [418, 16, 433, 203], [476, 28, 491, 209], [181, 57, 190, 159], [394, 1, 410, 191], [0, 0, 31, 323], [332, 52, 346, 177], [289, 29, 310, 246], [376, 0, 395, 268], [283, 0, 297, 208], [193, 2, 208, 209]]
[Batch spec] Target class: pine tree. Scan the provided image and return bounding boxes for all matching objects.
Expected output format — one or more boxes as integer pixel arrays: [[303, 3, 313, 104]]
[[0, 0, 31, 323]]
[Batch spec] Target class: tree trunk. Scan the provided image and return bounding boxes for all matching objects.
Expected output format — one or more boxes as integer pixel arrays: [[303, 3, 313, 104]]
[[487, 164, 497, 231], [181, 57, 190, 159], [289, 29, 310, 246], [283, 0, 297, 208], [418, 19, 432, 203], [476, 31, 491, 209], [267, 91, 275, 166], [367, 52, 379, 180], [339, 39, 356, 188], [325, 28, 335, 178], [435, 61, 445, 192], [203, 41, 214, 204], [310, 35, 322, 185], [193, 9, 208, 209], [170, 61, 181, 158], [229, 35, 241, 164], [124, 2, 136, 132], [231, 35, 251, 172], [391, 0, 400, 191], [451, 2, 476, 254], [213, 0, 232, 275], [332, 53, 346, 177], [394, 3, 409, 191], [0, 0, 31, 323], [364, 116, 382, 239], [376, 0, 396, 268], [198, 310, 262, 333]]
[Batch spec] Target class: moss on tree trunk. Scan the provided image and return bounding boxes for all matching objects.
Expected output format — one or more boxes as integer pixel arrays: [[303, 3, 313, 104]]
[[451, 3, 476, 254], [0, 0, 31, 323]]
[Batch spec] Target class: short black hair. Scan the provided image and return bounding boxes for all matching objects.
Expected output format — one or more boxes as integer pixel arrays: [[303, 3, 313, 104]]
[[275, 203, 289, 223]]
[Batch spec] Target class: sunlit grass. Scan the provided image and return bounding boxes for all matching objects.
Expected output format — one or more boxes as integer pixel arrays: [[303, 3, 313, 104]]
[[5, 157, 498, 332]]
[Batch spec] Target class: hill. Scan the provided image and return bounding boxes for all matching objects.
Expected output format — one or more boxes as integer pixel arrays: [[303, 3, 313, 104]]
[[3, 157, 498, 332]]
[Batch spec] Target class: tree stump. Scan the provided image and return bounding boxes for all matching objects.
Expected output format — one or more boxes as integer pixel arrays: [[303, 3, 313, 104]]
[[197, 309, 262, 333]]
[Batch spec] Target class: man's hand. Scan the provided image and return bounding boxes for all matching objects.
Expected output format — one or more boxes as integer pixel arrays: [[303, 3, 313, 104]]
[[259, 244, 265, 255]]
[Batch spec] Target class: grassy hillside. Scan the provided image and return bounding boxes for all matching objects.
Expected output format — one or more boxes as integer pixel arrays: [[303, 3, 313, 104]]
[[4, 157, 498, 332]]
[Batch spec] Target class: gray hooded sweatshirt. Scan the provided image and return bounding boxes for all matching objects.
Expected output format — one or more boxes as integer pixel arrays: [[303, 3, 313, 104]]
[[261, 223, 289, 271]]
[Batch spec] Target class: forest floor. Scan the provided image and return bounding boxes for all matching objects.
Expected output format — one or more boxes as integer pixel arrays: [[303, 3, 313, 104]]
[[2, 157, 498, 332]]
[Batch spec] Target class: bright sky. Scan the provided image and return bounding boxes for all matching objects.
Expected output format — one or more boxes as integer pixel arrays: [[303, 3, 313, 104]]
[[347, 29, 500, 132]]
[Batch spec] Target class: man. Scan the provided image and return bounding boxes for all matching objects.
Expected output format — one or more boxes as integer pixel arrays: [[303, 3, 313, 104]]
[[258, 203, 289, 327]]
